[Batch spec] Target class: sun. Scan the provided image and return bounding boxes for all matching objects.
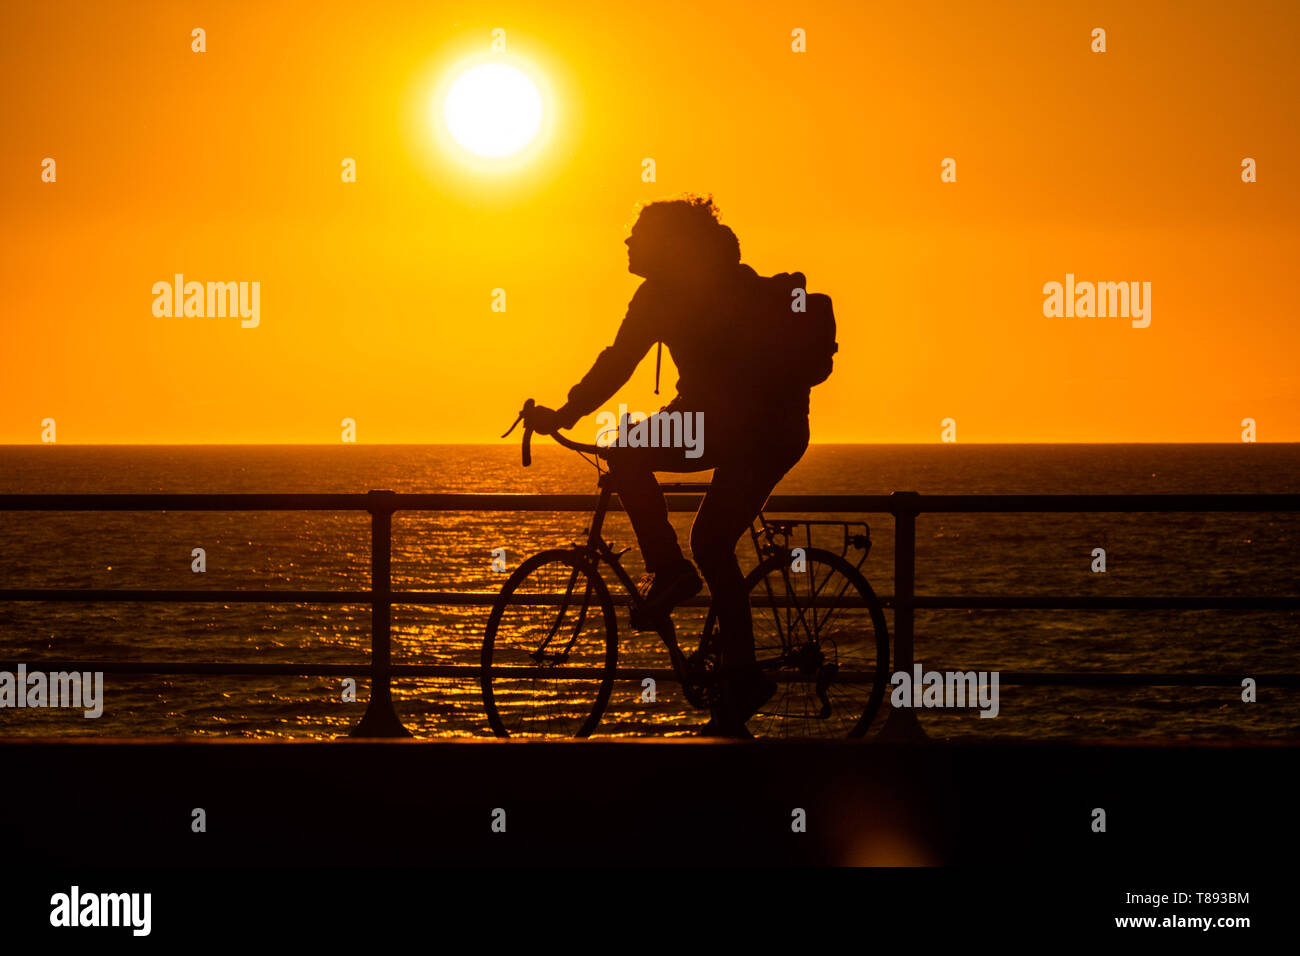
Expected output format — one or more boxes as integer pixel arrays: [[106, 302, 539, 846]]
[[442, 63, 543, 158]]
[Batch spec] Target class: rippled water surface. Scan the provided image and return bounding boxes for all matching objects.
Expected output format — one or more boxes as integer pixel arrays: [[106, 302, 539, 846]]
[[1, 443, 1297, 739]]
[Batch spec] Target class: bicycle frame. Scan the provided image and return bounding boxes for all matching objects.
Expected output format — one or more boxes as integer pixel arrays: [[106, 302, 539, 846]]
[[576, 472, 873, 636], [507, 401, 877, 665]]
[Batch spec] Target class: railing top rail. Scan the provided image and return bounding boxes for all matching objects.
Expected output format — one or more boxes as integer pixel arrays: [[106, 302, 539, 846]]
[[0, 491, 1299, 514]]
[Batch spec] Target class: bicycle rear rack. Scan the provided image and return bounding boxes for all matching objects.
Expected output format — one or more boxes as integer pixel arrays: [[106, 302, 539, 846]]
[[612, 478, 874, 572], [752, 518, 872, 578]]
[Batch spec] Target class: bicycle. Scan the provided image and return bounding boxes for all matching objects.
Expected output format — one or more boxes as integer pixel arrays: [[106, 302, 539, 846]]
[[481, 399, 891, 738]]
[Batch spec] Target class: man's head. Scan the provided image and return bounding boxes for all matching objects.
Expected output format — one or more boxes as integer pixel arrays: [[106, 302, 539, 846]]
[[625, 195, 740, 281]]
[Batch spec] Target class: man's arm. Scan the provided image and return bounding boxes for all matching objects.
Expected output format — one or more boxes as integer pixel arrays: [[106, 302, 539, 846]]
[[554, 284, 657, 429]]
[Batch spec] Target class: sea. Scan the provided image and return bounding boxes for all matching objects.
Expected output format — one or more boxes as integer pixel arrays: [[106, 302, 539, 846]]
[[1, 443, 1297, 740]]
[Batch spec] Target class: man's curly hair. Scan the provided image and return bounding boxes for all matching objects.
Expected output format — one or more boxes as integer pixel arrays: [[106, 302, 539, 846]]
[[633, 194, 741, 264]]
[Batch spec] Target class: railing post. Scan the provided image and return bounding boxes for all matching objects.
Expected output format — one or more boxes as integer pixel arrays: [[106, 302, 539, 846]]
[[878, 491, 928, 742], [351, 489, 411, 738]]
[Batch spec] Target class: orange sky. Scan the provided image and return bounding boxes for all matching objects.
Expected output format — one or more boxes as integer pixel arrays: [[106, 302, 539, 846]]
[[2, 0, 1298, 443]]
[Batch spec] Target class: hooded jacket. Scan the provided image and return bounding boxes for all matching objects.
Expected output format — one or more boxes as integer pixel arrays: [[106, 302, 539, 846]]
[[556, 264, 811, 436]]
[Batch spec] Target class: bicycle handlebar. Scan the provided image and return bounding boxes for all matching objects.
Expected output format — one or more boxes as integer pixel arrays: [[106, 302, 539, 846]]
[[501, 399, 607, 467]]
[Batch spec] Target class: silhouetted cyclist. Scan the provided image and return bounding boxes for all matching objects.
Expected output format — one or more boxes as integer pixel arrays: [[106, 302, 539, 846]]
[[527, 196, 830, 735]]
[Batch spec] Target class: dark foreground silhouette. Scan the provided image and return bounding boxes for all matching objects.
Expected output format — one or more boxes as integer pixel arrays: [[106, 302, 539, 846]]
[[526, 196, 837, 734]]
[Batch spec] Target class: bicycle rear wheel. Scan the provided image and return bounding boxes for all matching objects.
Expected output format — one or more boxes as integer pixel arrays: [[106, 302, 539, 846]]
[[703, 547, 890, 738], [481, 548, 618, 738]]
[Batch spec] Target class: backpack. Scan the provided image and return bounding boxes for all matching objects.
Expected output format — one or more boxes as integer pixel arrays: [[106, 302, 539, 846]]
[[751, 271, 838, 388], [651, 269, 838, 393]]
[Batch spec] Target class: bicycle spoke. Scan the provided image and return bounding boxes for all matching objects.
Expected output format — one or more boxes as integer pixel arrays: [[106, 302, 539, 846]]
[[483, 552, 616, 738], [537, 565, 582, 654], [740, 549, 888, 739]]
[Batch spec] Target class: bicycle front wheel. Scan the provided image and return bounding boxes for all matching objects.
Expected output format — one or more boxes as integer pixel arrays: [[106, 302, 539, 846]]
[[703, 547, 890, 739], [481, 548, 618, 738]]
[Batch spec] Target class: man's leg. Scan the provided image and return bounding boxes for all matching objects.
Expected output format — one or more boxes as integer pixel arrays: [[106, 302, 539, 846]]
[[689, 462, 781, 670], [605, 409, 716, 574], [606, 445, 704, 573], [692, 425, 809, 730]]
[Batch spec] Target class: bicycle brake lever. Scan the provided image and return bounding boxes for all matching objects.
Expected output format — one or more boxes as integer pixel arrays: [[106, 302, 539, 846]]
[[501, 402, 536, 468], [520, 398, 535, 467], [501, 410, 534, 466]]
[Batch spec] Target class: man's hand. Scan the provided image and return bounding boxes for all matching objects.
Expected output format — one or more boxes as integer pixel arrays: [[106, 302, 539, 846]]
[[525, 404, 564, 436]]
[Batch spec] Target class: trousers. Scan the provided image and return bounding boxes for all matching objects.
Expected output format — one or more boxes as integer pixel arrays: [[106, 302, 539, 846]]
[[605, 407, 809, 668]]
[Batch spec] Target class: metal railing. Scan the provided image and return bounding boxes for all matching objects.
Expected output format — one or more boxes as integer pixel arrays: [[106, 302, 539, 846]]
[[1, 490, 1298, 739]]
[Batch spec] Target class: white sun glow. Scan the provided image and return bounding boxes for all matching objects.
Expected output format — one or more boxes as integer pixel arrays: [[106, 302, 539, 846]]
[[442, 63, 543, 158]]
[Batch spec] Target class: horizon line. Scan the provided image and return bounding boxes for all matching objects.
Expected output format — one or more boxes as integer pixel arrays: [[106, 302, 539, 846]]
[[2, 441, 1297, 448]]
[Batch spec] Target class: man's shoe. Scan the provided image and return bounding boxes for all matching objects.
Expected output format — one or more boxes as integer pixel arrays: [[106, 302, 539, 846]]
[[629, 559, 703, 631], [697, 713, 754, 738], [697, 669, 777, 737]]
